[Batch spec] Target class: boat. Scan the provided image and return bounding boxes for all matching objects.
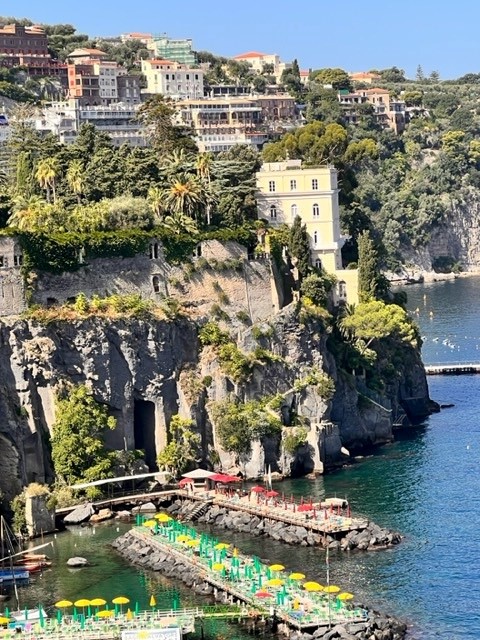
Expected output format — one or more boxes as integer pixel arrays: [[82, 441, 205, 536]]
[[15, 553, 50, 563], [12, 561, 51, 573], [0, 569, 29, 582]]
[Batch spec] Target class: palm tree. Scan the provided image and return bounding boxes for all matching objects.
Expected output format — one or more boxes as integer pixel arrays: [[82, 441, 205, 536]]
[[161, 175, 205, 220], [162, 211, 199, 235], [8, 195, 46, 231], [195, 152, 214, 225], [147, 186, 164, 221], [35, 157, 60, 203], [66, 159, 85, 204], [162, 149, 194, 178]]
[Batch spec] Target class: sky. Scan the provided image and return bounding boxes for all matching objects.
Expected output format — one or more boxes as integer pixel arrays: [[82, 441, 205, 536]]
[[2, 0, 480, 79]]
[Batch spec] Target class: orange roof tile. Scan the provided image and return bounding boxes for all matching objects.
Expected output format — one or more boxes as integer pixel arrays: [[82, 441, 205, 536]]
[[146, 58, 177, 65], [234, 51, 268, 59], [68, 48, 107, 57]]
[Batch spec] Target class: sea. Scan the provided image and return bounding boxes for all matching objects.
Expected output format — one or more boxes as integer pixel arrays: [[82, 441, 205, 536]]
[[9, 276, 480, 640]]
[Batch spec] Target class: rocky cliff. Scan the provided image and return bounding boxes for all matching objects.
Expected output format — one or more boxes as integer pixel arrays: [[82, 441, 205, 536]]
[[0, 304, 434, 500]]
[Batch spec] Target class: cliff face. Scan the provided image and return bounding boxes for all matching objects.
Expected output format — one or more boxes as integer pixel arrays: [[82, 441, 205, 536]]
[[0, 306, 433, 498]]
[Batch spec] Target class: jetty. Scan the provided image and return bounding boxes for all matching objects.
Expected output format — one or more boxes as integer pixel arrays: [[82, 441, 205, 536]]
[[425, 362, 480, 375]]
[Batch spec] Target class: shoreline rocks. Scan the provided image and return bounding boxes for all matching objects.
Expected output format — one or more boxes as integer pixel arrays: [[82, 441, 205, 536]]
[[167, 499, 402, 552], [112, 530, 407, 640]]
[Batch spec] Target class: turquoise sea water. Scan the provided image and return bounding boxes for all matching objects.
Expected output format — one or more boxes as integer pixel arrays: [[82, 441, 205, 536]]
[[10, 276, 480, 639]]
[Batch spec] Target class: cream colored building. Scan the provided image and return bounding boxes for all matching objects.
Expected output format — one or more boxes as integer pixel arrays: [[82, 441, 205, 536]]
[[233, 51, 290, 82], [256, 160, 358, 304], [141, 59, 204, 99]]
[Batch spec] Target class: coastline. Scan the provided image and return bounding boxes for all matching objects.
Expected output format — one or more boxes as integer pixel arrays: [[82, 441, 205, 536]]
[[388, 266, 480, 286]]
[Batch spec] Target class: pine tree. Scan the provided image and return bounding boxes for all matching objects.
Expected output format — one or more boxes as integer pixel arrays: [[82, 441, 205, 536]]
[[415, 64, 425, 82], [289, 215, 311, 280], [357, 230, 389, 302]]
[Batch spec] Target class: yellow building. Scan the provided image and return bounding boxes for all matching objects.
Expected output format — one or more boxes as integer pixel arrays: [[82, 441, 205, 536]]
[[256, 160, 358, 304]]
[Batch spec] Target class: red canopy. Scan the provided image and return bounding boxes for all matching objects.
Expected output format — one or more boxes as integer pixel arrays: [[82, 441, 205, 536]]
[[250, 486, 265, 493], [265, 490, 279, 498], [179, 478, 194, 487], [255, 591, 273, 598], [210, 473, 240, 483], [297, 503, 313, 512]]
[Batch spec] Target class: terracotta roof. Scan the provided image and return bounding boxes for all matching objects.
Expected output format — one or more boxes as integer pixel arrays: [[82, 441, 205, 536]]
[[68, 48, 107, 57], [146, 58, 177, 65], [350, 71, 381, 78], [300, 70, 310, 76], [234, 51, 268, 59], [125, 32, 152, 38]]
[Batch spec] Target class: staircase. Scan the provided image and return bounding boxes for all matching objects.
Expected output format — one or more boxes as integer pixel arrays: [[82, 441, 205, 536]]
[[188, 499, 213, 521]]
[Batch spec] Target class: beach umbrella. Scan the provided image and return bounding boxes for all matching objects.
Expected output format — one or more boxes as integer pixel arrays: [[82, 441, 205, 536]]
[[142, 520, 157, 527], [179, 478, 194, 487], [74, 599, 91, 616], [177, 534, 191, 542], [112, 596, 130, 614], [265, 490, 279, 497], [0, 617, 11, 625], [289, 573, 305, 581], [214, 542, 230, 550], [186, 539, 200, 547], [90, 598, 107, 607], [126, 609, 133, 620], [337, 593, 354, 601], [212, 563, 225, 571], [269, 564, 285, 571], [303, 582, 324, 592], [324, 585, 340, 594], [150, 595, 156, 608], [55, 600, 73, 608], [267, 578, 284, 587], [255, 591, 274, 598], [155, 513, 172, 522], [96, 610, 114, 618], [250, 486, 265, 493]]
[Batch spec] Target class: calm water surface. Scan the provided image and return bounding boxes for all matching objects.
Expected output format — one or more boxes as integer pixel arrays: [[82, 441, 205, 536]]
[[11, 277, 480, 639]]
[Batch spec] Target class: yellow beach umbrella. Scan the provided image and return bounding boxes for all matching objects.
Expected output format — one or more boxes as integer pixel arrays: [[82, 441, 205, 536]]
[[112, 597, 130, 605], [155, 513, 172, 522], [177, 534, 190, 542], [186, 539, 200, 547], [323, 585, 340, 594], [0, 617, 12, 625], [55, 600, 73, 608], [337, 592, 354, 601], [289, 573, 305, 581], [96, 610, 114, 618], [267, 578, 284, 587], [126, 609, 133, 620], [90, 599, 107, 607], [269, 564, 285, 571], [303, 582, 324, 592], [74, 599, 91, 608], [212, 563, 225, 571], [214, 542, 230, 550], [143, 520, 157, 528], [149, 595, 156, 607]]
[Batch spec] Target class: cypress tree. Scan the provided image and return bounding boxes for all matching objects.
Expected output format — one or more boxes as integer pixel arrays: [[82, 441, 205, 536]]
[[289, 215, 311, 280], [358, 230, 389, 302]]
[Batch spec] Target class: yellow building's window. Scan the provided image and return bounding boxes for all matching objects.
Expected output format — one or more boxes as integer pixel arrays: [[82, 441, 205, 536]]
[[313, 203, 320, 217], [268, 180, 276, 192], [312, 178, 318, 190]]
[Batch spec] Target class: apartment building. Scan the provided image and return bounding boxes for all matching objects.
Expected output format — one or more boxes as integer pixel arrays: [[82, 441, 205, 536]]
[[177, 97, 268, 152], [233, 51, 291, 81], [141, 59, 204, 99], [0, 23, 67, 81], [149, 35, 196, 65], [338, 87, 406, 134], [67, 48, 140, 106], [256, 160, 357, 303]]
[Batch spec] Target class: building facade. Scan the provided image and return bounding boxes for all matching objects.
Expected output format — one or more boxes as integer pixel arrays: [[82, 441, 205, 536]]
[[177, 97, 268, 152], [233, 51, 291, 81], [256, 160, 357, 303], [338, 87, 406, 134], [149, 35, 196, 65], [141, 59, 204, 99]]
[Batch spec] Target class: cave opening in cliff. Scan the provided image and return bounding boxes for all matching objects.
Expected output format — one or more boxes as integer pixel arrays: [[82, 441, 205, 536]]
[[133, 400, 158, 471]]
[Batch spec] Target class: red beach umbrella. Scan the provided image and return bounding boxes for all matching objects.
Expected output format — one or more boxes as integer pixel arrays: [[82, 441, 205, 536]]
[[179, 478, 194, 487], [255, 591, 274, 598], [265, 490, 279, 498], [298, 504, 313, 512], [250, 486, 265, 493]]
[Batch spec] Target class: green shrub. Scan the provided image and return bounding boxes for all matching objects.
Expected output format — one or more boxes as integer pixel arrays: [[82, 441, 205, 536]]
[[218, 343, 253, 384], [236, 310, 251, 325], [199, 321, 230, 346], [251, 323, 274, 341], [10, 493, 26, 535], [202, 375, 213, 387], [210, 304, 230, 322], [283, 427, 309, 455], [294, 369, 336, 400]]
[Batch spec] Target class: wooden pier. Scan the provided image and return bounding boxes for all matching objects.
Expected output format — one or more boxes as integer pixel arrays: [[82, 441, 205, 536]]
[[425, 362, 480, 375]]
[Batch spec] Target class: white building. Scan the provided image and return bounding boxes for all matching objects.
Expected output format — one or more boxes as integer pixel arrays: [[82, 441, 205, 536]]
[[233, 51, 291, 82], [141, 59, 204, 99]]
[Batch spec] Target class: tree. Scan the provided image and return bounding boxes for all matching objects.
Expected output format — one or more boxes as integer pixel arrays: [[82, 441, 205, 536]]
[[280, 59, 303, 97], [35, 157, 60, 203], [357, 230, 389, 302], [66, 159, 85, 204], [51, 384, 116, 485], [429, 70, 440, 83], [195, 152, 214, 224], [378, 67, 406, 83], [415, 64, 425, 82], [7, 195, 48, 231], [157, 415, 200, 476], [161, 174, 205, 221], [300, 272, 332, 307], [289, 215, 311, 280], [310, 67, 352, 91]]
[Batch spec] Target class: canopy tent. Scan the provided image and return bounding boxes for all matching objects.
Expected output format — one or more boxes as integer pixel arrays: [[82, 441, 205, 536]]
[[210, 473, 240, 483], [181, 469, 215, 480]]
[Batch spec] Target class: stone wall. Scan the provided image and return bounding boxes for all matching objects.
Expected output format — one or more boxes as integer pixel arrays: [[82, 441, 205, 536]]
[[0, 237, 26, 316]]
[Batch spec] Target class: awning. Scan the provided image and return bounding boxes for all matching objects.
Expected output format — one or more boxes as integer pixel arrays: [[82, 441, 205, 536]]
[[181, 468, 215, 479]]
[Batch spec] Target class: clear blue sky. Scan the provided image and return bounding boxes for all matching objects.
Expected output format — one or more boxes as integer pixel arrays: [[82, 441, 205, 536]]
[[2, 0, 480, 79]]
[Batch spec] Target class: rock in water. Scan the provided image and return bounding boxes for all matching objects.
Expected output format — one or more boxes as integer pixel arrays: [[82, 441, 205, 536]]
[[64, 503, 94, 524], [90, 508, 114, 523], [132, 502, 156, 514], [67, 556, 89, 567]]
